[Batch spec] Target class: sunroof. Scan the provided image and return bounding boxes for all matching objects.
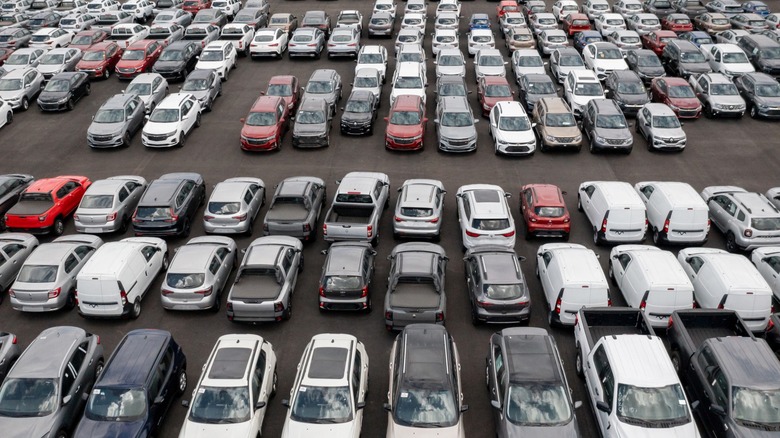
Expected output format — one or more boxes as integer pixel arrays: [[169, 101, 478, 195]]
[[208, 347, 251, 380], [473, 190, 500, 203], [307, 347, 348, 379]]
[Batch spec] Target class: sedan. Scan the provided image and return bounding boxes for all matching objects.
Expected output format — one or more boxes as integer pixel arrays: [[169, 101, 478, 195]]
[[694, 12, 732, 33], [288, 27, 324, 58], [75, 40, 121, 78], [340, 89, 377, 136], [233, 7, 268, 30], [662, 13, 695, 31], [26, 11, 61, 30], [203, 177, 265, 234], [152, 7, 191, 27], [35, 47, 81, 79], [114, 39, 162, 79], [36, 70, 88, 110], [300, 10, 331, 37], [249, 27, 288, 58], [327, 26, 359, 58], [73, 175, 147, 233], [68, 29, 108, 51], [161, 235, 236, 310], [267, 12, 297, 35], [0, 232, 38, 298], [180, 68, 220, 111], [0, 66, 42, 110], [642, 30, 678, 55], [650, 76, 702, 117], [191, 7, 225, 27], [9, 234, 102, 312], [0, 332, 20, 383]]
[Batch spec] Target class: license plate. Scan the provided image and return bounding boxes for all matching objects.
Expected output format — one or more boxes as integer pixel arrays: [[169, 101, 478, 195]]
[[85, 227, 103, 233], [22, 306, 40, 312]]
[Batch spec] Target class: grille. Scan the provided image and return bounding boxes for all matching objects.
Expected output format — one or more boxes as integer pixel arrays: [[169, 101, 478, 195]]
[[90, 134, 114, 141], [555, 136, 575, 143], [678, 109, 698, 117], [245, 137, 269, 145], [605, 138, 627, 145], [448, 139, 471, 146], [145, 133, 170, 141], [118, 68, 135, 73], [505, 145, 531, 152], [392, 137, 415, 144]]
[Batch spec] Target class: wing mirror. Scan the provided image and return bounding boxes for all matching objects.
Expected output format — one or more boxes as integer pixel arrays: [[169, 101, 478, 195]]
[[255, 400, 266, 410], [596, 400, 610, 413], [490, 400, 501, 410]]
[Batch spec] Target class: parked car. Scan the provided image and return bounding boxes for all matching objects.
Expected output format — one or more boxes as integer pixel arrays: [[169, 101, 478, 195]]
[[287, 27, 324, 59], [132, 172, 205, 237], [73, 175, 146, 233], [662, 13, 694, 31], [122, 72, 167, 114], [5, 175, 90, 235], [383, 243, 447, 330], [2, 47, 46, 73], [435, 96, 478, 153], [580, 98, 634, 153], [182, 0, 212, 17], [573, 30, 604, 52], [694, 11, 732, 33], [291, 97, 331, 148], [322, 171, 390, 244], [467, 28, 495, 57], [36, 70, 88, 111], [262, 176, 325, 242], [456, 184, 515, 250], [146, 24, 184, 48], [562, 12, 592, 36], [355, 44, 387, 83], [193, 40, 235, 81], [650, 76, 703, 117], [35, 47, 81, 80], [550, 47, 586, 84], [151, 40, 199, 81], [141, 92, 202, 148], [680, 29, 714, 46], [464, 246, 529, 324], [505, 26, 535, 52], [635, 181, 709, 244], [0, 331, 20, 383], [152, 8, 191, 27], [75, 40, 120, 78], [239, 95, 289, 151], [701, 186, 780, 252], [625, 48, 666, 81], [477, 76, 512, 117], [0, 67, 42, 110], [263, 74, 300, 115], [180, 68, 220, 112], [86, 93, 145, 147], [518, 73, 558, 112], [562, 69, 605, 116], [734, 72, 780, 119], [580, 42, 629, 81], [106, 23, 149, 50], [532, 96, 583, 151], [642, 29, 679, 56], [635, 102, 687, 150], [202, 177, 264, 235], [318, 241, 375, 311], [577, 180, 648, 244], [181, 23, 219, 49], [114, 39, 161, 79], [629, 12, 663, 34], [351, 67, 381, 102], [266, 12, 296, 35], [488, 100, 536, 156], [249, 27, 288, 59], [520, 183, 571, 239], [300, 10, 331, 38], [661, 39, 712, 77], [0, 232, 37, 297], [384, 94, 426, 151], [340, 89, 377, 136], [0, 28, 32, 49], [161, 235, 235, 310], [689, 71, 746, 117]]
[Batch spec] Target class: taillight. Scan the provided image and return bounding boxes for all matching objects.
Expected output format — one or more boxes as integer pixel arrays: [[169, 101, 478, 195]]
[[607, 296, 612, 307], [161, 289, 174, 296], [226, 302, 233, 311], [600, 217, 608, 233], [347, 43, 357, 46], [554, 297, 562, 314], [307, 43, 317, 47], [502, 230, 515, 237], [744, 228, 753, 237], [73, 214, 80, 221], [394, 216, 402, 222], [195, 286, 213, 296], [639, 299, 647, 310], [233, 213, 247, 221], [322, 224, 328, 235], [477, 299, 492, 308], [429, 217, 439, 223], [263, 223, 269, 231], [10, 335, 16, 344], [668, 315, 674, 328], [706, 219, 711, 230], [120, 290, 128, 306], [165, 208, 178, 223], [303, 223, 311, 232], [360, 286, 368, 298], [385, 311, 393, 320], [466, 230, 481, 237], [435, 311, 444, 322], [768, 318, 775, 331], [318, 285, 325, 297], [274, 302, 284, 312], [663, 218, 670, 233], [367, 224, 373, 238], [47, 287, 61, 299], [203, 215, 214, 221]]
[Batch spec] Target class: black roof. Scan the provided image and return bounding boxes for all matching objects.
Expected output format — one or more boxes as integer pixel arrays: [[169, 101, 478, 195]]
[[97, 329, 169, 388], [165, 40, 196, 51], [400, 325, 453, 389], [208, 347, 252, 380], [308, 347, 348, 379], [707, 337, 780, 389], [502, 328, 562, 384], [139, 178, 182, 205]]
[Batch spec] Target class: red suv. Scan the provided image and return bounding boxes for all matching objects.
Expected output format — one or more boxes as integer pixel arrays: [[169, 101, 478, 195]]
[[240, 95, 290, 151], [182, 0, 211, 14], [5, 176, 91, 236], [263, 75, 300, 114], [115, 40, 163, 79], [520, 184, 571, 240], [385, 94, 426, 151], [477, 76, 514, 117], [76, 41, 123, 79]]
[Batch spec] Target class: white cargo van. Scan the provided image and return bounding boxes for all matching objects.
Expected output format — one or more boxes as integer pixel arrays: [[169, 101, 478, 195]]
[[577, 181, 647, 245], [678, 247, 772, 332], [76, 237, 168, 319], [608, 245, 694, 328], [635, 181, 710, 245], [536, 243, 611, 326]]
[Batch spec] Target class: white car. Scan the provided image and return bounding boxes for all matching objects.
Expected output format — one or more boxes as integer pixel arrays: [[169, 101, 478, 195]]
[[29, 28, 72, 48], [701, 43, 755, 78], [0, 99, 12, 127], [715, 29, 750, 45], [373, 0, 396, 19], [394, 28, 423, 55], [85, 0, 117, 13], [355, 45, 387, 83], [552, 0, 579, 21], [35, 47, 81, 78], [627, 13, 662, 35], [595, 13, 627, 36], [489, 101, 536, 156], [58, 0, 89, 13], [0, 0, 31, 12], [108, 23, 150, 49], [195, 40, 237, 80], [436, 0, 460, 17], [582, 42, 629, 80], [142, 92, 202, 148], [210, 0, 239, 19], [2, 47, 46, 72], [432, 28, 458, 56], [401, 12, 425, 32], [511, 49, 547, 78], [456, 184, 516, 250], [530, 12, 558, 35], [500, 13, 526, 36], [353, 67, 381, 100], [607, 29, 643, 54], [219, 23, 254, 57], [467, 28, 495, 57], [119, 0, 152, 21], [751, 247, 780, 301], [389, 60, 425, 106], [434, 11, 459, 31], [403, 0, 426, 17], [582, 0, 610, 21], [474, 48, 507, 82], [281, 334, 368, 438], [613, 0, 643, 17], [58, 12, 97, 31], [563, 69, 605, 115], [249, 27, 287, 58], [397, 42, 426, 77], [435, 47, 465, 77], [0, 67, 43, 110], [179, 334, 278, 438]]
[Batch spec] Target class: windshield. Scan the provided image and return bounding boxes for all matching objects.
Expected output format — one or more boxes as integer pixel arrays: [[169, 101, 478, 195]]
[[560, 54, 584, 66], [135, 207, 170, 219], [390, 110, 421, 125], [121, 49, 145, 60], [517, 55, 543, 67], [617, 383, 690, 425], [0, 378, 57, 417], [596, 114, 628, 128], [546, 112, 576, 127], [395, 76, 422, 88], [16, 265, 57, 282], [506, 383, 572, 426], [439, 83, 466, 96], [438, 55, 462, 66], [44, 79, 70, 92], [270, 16, 288, 24], [325, 275, 361, 290], [668, 85, 695, 98], [296, 110, 325, 124], [359, 53, 382, 64], [472, 35, 492, 43], [72, 35, 94, 45], [149, 108, 179, 122], [398, 34, 418, 43], [371, 17, 389, 25], [124, 83, 151, 97], [617, 81, 645, 93], [472, 218, 510, 230], [548, 35, 567, 43], [80, 194, 113, 208], [598, 48, 623, 59], [93, 108, 124, 123], [354, 76, 377, 88], [291, 385, 352, 424], [399, 52, 422, 63], [756, 83, 780, 97], [166, 272, 205, 288], [710, 83, 738, 95], [680, 51, 705, 62], [527, 79, 556, 94], [606, 18, 624, 25], [86, 387, 146, 421], [189, 386, 251, 424], [156, 13, 174, 21], [761, 47, 780, 60], [723, 52, 749, 63], [4, 54, 28, 65], [245, 111, 275, 126], [653, 114, 681, 127], [637, 54, 662, 66], [621, 36, 640, 44], [267, 83, 291, 96], [39, 53, 64, 64], [345, 99, 371, 113], [733, 386, 780, 425], [441, 112, 473, 127], [479, 55, 504, 66], [200, 50, 223, 61], [182, 78, 209, 91], [306, 80, 333, 93], [498, 116, 530, 131], [393, 386, 457, 427], [575, 82, 603, 96], [513, 33, 532, 41], [751, 218, 780, 230], [30, 34, 52, 43]]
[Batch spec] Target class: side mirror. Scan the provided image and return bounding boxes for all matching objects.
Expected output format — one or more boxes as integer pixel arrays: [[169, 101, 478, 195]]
[[181, 399, 190, 407], [62, 395, 72, 405], [383, 116, 389, 121], [255, 400, 266, 409], [356, 401, 366, 409], [321, 249, 328, 255], [531, 122, 537, 127], [473, 118, 479, 123], [144, 115, 150, 122], [434, 118, 439, 124], [596, 400, 610, 413], [422, 117, 429, 123], [240, 117, 245, 123], [154, 396, 164, 404], [120, 89, 125, 93], [490, 399, 502, 410], [195, 55, 199, 59], [383, 402, 392, 411], [680, 122, 685, 127], [281, 399, 290, 408], [460, 404, 469, 412], [710, 404, 726, 416], [574, 400, 583, 409]]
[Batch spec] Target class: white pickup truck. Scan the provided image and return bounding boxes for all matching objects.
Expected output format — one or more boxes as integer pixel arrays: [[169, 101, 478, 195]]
[[322, 172, 390, 245]]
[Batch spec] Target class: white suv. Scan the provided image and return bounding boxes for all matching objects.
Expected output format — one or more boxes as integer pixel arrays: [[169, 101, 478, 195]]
[[281, 334, 369, 438], [489, 101, 536, 156], [389, 61, 426, 106], [563, 69, 605, 116], [142, 93, 202, 148], [456, 184, 516, 250], [195, 40, 237, 81], [180, 334, 278, 438]]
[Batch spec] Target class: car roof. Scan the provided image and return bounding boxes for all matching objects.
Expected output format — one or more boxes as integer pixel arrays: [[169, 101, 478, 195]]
[[245, 242, 286, 266], [250, 95, 283, 112], [400, 181, 438, 208], [88, 41, 117, 51], [25, 176, 76, 193], [529, 184, 564, 206], [185, 68, 214, 81], [707, 337, 780, 388], [25, 241, 80, 265], [392, 93, 422, 110], [302, 334, 356, 386], [590, 98, 622, 114], [570, 69, 599, 82], [470, 28, 493, 35], [85, 178, 125, 195], [603, 336, 679, 386], [158, 92, 191, 107], [126, 39, 155, 49], [204, 40, 232, 50], [169, 242, 218, 271], [477, 250, 522, 283], [501, 328, 562, 383], [299, 96, 327, 111], [97, 329, 169, 387], [202, 335, 263, 385], [13, 326, 85, 379], [545, 244, 608, 284], [540, 96, 572, 112], [611, 69, 642, 82], [325, 242, 369, 276], [210, 179, 255, 201], [309, 68, 336, 81], [140, 177, 182, 204], [399, 325, 454, 390], [731, 191, 780, 217]]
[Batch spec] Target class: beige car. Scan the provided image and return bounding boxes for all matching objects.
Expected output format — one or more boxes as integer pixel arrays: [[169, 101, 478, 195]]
[[268, 13, 298, 35], [532, 97, 583, 152], [505, 26, 535, 51], [694, 12, 732, 34]]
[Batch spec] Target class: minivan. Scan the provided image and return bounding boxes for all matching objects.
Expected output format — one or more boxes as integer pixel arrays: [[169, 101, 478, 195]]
[[635, 181, 710, 245], [609, 245, 694, 328], [678, 247, 772, 332], [578, 181, 648, 245], [737, 34, 780, 75], [536, 243, 611, 326], [76, 237, 168, 319]]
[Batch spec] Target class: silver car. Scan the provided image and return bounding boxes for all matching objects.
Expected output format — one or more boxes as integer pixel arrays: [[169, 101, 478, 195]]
[[35, 47, 81, 80], [550, 47, 587, 84], [86, 93, 145, 148], [262, 176, 326, 241], [327, 26, 360, 58], [393, 179, 445, 240], [161, 235, 236, 311], [9, 234, 102, 312], [701, 186, 780, 252], [74, 175, 147, 233], [689, 72, 745, 117], [0, 233, 38, 300], [302, 68, 342, 117], [203, 177, 265, 234], [0, 67, 42, 110], [180, 68, 221, 112], [580, 98, 634, 153], [0, 332, 20, 384], [636, 102, 687, 150], [122, 72, 168, 114], [436, 95, 479, 152], [288, 27, 324, 58], [367, 11, 393, 38]]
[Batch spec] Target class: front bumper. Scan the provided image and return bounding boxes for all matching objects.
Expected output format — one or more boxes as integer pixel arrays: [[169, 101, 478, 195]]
[[88, 133, 125, 148], [38, 99, 69, 111], [241, 136, 279, 151], [292, 134, 328, 148], [438, 137, 477, 152], [386, 136, 423, 150], [142, 132, 180, 148], [340, 121, 372, 135]]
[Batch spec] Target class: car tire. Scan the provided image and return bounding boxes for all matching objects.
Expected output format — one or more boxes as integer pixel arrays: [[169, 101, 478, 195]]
[[577, 195, 583, 212], [593, 227, 602, 245], [608, 264, 617, 286], [271, 371, 278, 398], [85, 83, 91, 95], [104, 68, 110, 79], [53, 217, 64, 236], [222, 68, 228, 81], [195, 112, 201, 127], [122, 131, 131, 148], [178, 132, 186, 147], [575, 346, 584, 377], [652, 227, 663, 245], [471, 307, 482, 325], [298, 254, 304, 272], [205, 98, 212, 112], [54, 429, 67, 438], [211, 289, 221, 312], [65, 97, 75, 111], [162, 253, 169, 270], [670, 350, 682, 375], [182, 218, 191, 237], [130, 297, 141, 319], [589, 140, 597, 154], [282, 300, 292, 320], [65, 289, 76, 310], [21, 97, 28, 111], [725, 232, 739, 253], [750, 105, 758, 119], [177, 369, 187, 395], [5, 111, 11, 125]]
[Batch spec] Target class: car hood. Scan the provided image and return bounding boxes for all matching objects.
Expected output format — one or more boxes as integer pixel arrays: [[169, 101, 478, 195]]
[[612, 420, 699, 438], [723, 63, 755, 73], [116, 59, 145, 69], [504, 419, 580, 438], [636, 65, 666, 77], [144, 120, 178, 134], [495, 126, 535, 143], [593, 58, 629, 70], [187, 89, 210, 101], [525, 91, 557, 104], [89, 121, 126, 135], [476, 65, 506, 75], [515, 66, 546, 76], [595, 126, 633, 139], [759, 59, 780, 69], [616, 91, 650, 104], [282, 420, 357, 438], [679, 60, 710, 72], [293, 121, 326, 136], [153, 59, 186, 71], [440, 125, 477, 139], [38, 90, 69, 101], [36, 63, 64, 74], [386, 123, 422, 138], [711, 94, 745, 105], [77, 60, 107, 69], [242, 123, 278, 138], [341, 111, 372, 123], [179, 419, 254, 438], [437, 65, 465, 76], [754, 95, 780, 107], [195, 60, 225, 70], [1, 415, 57, 438], [652, 126, 686, 138], [387, 421, 464, 438], [304, 92, 336, 104], [73, 417, 147, 438], [0, 89, 23, 100], [669, 96, 701, 108]]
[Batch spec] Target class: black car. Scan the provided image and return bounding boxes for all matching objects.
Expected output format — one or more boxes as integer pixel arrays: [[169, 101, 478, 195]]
[[625, 49, 667, 83], [603, 70, 650, 116], [517, 73, 558, 112], [735, 72, 780, 119], [152, 40, 200, 81], [340, 89, 377, 135], [73, 329, 187, 438], [36, 71, 90, 111], [132, 172, 206, 237], [233, 7, 268, 30], [0, 173, 33, 229], [763, 313, 780, 354], [27, 11, 60, 30]]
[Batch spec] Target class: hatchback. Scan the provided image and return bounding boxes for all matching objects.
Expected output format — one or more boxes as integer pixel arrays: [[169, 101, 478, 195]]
[[318, 242, 375, 311], [203, 177, 265, 234], [393, 179, 445, 240], [74, 175, 146, 233], [132, 172, 206, 237], [465, 246, 530, 324], [456, 184, 516, 250], [161, 236, 236, 310], [636, 102, 687, 150], [521, 183, 571, 239], [581, 98, 633, 153]]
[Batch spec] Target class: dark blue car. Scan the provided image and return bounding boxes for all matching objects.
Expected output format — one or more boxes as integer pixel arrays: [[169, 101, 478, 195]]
[[679, 30, 713, 46], [573, 30, 604, 52], [72, 329, 187, 438], [742, 0, 770, 17], [469, 13, 491, 30]]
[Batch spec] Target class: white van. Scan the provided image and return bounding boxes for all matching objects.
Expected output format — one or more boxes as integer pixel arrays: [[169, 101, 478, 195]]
[[536, 243, 611, 326], [678, 247, 772, 332], [76, 237, 168, 319], [635, 181, 710, 245], [578, 181, 647, 245], [608, 245, 694, 328]]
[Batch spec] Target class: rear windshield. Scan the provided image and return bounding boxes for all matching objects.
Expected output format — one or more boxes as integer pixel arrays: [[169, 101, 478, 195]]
[[17, 265, 57, 283], [274, 196, 303, 204], [166, 273, 205, 288], [471, 218, 510, 230], [135, 207, 171, 219], [752, 218, 780, 231], [536, 206, 565, 217], [208, 202, 240, 215], [336, 193, 372, 203], [485, 284, 523, 300], [80, 195, 114, 209], [401, 207, 433, 217], [324, 275, 362, 290], [20, 193, 53, 202]]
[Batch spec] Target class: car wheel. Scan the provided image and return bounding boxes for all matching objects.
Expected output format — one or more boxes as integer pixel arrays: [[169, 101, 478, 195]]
[[725, 232, 739, 253], [21, 97, 28, 111], [119, 215, 129, 233], [85, 83, 91, 95], [366, 297, 372, 312], [182, 218, 191, 237], [122, 131, 131, 147], [205, 98, 212, 112], [471, 307, 482, 325], [177, 369, 187, 395], [95, 359, 104, 377], [222, 68, 228, 81], [271, 371, 278, 398], [547, 310, 555, 327], [670, 350, 682, 375], [130, 297, 141, 319], [652, 227, 662, 245], [575, 346, 584, 377], [195, 112, 202, 127], [608, 264, 617, 286], [589, 140, 597, 154], [750, 105, 758, 119], [65, 289, 76, 310], [55, 429, 67, 438], [178, 132, 186, 147], [162, 253, 169, 270], [65, 97, 75, 111], [5, 111, 11, 125], [211, 289, 221, 312], [298, 253, 304, 272], [577, 195, 583, 212], [593, 227, 602, 245], [53, 217, 64, 236], [104, 68, 110, 79]]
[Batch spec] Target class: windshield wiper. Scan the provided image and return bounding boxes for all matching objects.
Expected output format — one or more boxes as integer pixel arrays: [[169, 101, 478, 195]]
[[738, 419, 780, 431]]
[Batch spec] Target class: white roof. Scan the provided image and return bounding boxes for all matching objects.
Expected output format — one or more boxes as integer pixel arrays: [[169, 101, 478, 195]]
[[552, 245, 608, 286], [603, 336, 680, 387], [639, 181, 707, 209], [589, 181, 645, 208], [79, 241, 146, 277], [702, 253, 772, 293], [628, 248, 693, 289]]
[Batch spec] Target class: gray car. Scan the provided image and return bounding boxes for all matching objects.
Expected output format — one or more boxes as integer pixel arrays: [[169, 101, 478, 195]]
[[517, 73, 558, 112], [604, 70, 651, 116], [122, 73, 168, 114], [550, 47, 586, 84], [180, 68, 220, 112], [262, 176, 326, 242], [73, 175, 147, 233], [288, 27, 324, 58], [393, 179, 445, 240], [487, 327, 582, 438], [318, 241, 375, 311], [152, 40, 200, 81], [86, 93, 145, 147], [9, 234, 102, 312], [203, 177, 265, 234], [701, 186, 780, 252], [0, 67, 42, 110], [0, 233, 38, 299], [436, 95, 479, 152], [302, 68, 341, 117], [581, 99, 633, 153], [662, 39, 712, 77], [435, 74, 469, 106], [291, 97, 330, 148], [152, 8, 191, 27], [161, 235, 236, 311], [0, 27, 31, 49], [734, 72, 780, 119], [34, 47, 80, 79], [0, 326, 104, 438], [327, 26, 360, 58], [0, 332, 20, 384], [464, 245, 530, 324], [690, 72, 746, 117], [0, 174, 34, 229], [192, 8, 227, 27], [368, 11, 394, 38], [636, 102, 687, 150], [384, 243, 448, 330], [626, 48, 666, 82]]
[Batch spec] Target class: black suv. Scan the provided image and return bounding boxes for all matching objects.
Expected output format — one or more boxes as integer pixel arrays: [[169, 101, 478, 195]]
[[604, 70, 650, 117], [661, 39, 713, 78], [152, 41, 201, 81], [132, 172, 205, 237]]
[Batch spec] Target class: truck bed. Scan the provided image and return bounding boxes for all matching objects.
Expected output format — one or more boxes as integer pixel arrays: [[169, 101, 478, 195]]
[[326, 204, 374, 224], [390, 284, 440, 309], [579, 308, 655, 350], [8, 200, 53, 216], [230, 275, 282, 301], [668, 310, 754, 360], [265, 203, 309, 222]]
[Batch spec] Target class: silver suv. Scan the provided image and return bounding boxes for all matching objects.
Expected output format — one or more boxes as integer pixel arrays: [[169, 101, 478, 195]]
[[86, 93, 146, 148], [435, 95, 478, 152], [393, 179, 446, 240], [689, 72, 746, 118], [302, 68, 342, 117], [701, 186, 780, 252], [580, 98, 633, 153]]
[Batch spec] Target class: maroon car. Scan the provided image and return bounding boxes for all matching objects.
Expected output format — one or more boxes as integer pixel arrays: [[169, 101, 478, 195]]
[[641, 30, 678, 56], [477, 76, 514, 117], [0, 47, 13, 66], [651, 77, 702, 118], [115, 39, 162, 79], [385, 95, 427, 151], [76, 41, 122, 78], [69, 29, 109, 51]]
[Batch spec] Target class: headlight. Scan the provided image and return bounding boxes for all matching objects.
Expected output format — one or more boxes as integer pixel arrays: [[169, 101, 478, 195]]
[[483, 103, 490, 110], [595, 135, 606, 143], [56, 96, 69, 104], [758, 103, 769, 109], [668, 104, 679, 111], [545, 134, 556, 141], [574, 135, 582, 142]]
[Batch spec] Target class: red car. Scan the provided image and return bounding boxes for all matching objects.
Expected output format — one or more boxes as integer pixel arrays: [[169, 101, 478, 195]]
[[76, 41, 123, 79], [182, 0, 211, 14], [385, 94, 426, 151], [263, 75, 300, 114], [641, 30, 678, 56], [5, 176, 91, 236], [662, 13, 694, 32], [69, 29, 109, 51], [650, 77, 702, 118], [0, 48, 13, 66], [496, 0, 520, 19], [240, 95, 290, 151], [520, 184, 571, 240], [115, 40, 163, 79], [477, 76, 514, 117], [562, 13, 592, 36]]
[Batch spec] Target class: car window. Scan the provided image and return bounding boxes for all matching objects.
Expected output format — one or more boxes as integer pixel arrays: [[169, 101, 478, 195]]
[[618, 253, 631, 269], [176, 181, 194, 208], [766, 256, 780, 274], [711, 368, 729, 408], [71, 341, 88, 372], [208, 256, 220, 275], [56, 185, 68, 199], [150, 346, 174, 398], [74, 245, 92, 260], [542, 252, 553, 266], [281, 248, 294, 273], [584, 185, 596, 198], [352, 350, 361, 404], [141, 245, 156, 261], [214, 247, 229, 262], [2, 243, 23, 259], [688, 256, 704, 273], [243, 189, 253, 205], [493, 344, 505, 400], [117, 187, 130, 203], [737, 209, 745, 221], [127, 99, 137, 113], [469, 257, 482, 283], [182, 99, 193, 115], [251, 349, 265, 404]]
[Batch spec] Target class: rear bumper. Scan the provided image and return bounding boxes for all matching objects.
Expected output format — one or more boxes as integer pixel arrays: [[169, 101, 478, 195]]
[[133, 222, 185, 237], [474, 306, 530, 323], [203, 220, 250, 234], [74, 218, 122, 233], [527, 222, 570, 237], [78, 300, 132, 318], [319, 296, 369, 311], [161, 294, 215, 310], [10, 296, 65, 312], [6, 223, 56, 235]]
